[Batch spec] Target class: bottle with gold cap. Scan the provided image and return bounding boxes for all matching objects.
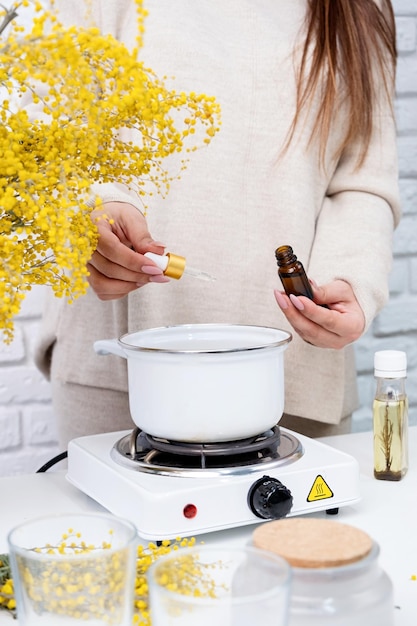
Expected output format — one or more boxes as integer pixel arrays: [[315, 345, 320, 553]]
[[144, 252, 215, 282]]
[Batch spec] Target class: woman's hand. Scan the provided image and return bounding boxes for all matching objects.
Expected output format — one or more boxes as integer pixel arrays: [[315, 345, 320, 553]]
[[274, 279, 365, 349], [87, 202, 168, 300]]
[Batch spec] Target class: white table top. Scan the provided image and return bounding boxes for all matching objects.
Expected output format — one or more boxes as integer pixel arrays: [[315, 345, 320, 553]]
[[1, 428, 416, 624]]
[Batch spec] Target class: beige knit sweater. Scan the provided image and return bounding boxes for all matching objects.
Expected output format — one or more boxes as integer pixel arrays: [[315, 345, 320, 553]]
[[35, 0, 400, 425]]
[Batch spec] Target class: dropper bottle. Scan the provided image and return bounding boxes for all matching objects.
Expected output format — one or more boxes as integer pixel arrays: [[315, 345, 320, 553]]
[[275, 245, 314, 299], [144, 252, 216, 282]]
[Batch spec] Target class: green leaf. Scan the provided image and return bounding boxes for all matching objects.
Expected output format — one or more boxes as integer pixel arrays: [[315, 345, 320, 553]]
[[0, 554, 11, 585]]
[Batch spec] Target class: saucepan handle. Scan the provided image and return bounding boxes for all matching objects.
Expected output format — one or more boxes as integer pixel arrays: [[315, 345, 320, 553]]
[[94, 339, 127, 359]]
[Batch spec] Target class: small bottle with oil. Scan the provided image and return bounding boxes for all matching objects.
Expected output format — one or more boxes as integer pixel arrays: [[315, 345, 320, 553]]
[[373, 350, 408, 481], [274, 245, 314, 299]]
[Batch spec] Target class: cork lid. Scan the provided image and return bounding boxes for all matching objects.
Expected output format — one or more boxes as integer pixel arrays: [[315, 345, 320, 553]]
[[252, 518, 373, 568]]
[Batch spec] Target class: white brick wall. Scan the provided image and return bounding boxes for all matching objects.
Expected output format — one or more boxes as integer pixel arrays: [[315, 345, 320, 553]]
[[353, 0, 417, 430], [0, 287, 61, 476], [0, 2, 416, 474]]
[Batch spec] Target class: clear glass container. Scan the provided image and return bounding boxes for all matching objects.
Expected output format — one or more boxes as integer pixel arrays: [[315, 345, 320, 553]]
[[373, 350, 408, 481], [289, 542, 394, 626]]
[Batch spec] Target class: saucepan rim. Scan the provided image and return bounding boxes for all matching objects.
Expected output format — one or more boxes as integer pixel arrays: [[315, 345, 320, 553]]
[[118, 323, 292, 355]]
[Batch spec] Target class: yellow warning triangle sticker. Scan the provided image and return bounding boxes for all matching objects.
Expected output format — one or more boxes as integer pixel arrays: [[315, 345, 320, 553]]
[[307, 474, 334, 502]]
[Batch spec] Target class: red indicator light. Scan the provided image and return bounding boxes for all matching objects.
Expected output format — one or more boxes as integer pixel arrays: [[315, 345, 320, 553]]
[[183, 503, 197, 519]]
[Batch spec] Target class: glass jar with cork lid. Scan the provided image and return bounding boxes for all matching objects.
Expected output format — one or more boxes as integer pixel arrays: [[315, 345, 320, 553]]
[[253, 518, 394, 625]]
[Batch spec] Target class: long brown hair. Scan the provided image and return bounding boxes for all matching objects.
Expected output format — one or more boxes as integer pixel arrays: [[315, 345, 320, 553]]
[[291, 0, 397, 166]]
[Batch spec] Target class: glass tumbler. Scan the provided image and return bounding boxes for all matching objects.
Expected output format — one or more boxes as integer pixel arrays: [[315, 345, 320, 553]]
[[8, 512, 138, 626], [148, 544, 291, 626]]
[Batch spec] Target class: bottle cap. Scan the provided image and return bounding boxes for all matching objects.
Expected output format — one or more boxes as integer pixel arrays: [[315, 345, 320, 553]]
[[374, 350, 407, 378], [144, 252, 186, 280], [164, 252, 186, 279]]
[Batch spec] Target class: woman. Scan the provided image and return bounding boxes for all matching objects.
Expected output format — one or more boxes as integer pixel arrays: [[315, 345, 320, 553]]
[[35, 0, 400, 446]]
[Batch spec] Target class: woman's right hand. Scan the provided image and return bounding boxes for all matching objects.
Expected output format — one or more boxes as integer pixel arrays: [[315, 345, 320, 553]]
[[87, 202, 169, 300]]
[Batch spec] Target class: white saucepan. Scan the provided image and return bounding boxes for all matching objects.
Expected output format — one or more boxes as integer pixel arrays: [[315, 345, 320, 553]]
[[94, 324, 292, 443]]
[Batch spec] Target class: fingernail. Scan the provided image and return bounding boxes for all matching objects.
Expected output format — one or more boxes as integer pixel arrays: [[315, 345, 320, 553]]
[[290, 294, 305, 311], [274, 290, 288, 310], [152, 241, 166, 248], [149, 275, 171, 283], [141, 265, 163, 275]]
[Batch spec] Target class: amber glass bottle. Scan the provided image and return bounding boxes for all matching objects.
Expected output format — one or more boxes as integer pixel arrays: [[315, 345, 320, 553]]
[[275, 245, 314, 299]]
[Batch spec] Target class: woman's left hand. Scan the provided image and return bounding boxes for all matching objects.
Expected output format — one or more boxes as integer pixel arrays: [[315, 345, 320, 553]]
[[274, 279, 365, 349]]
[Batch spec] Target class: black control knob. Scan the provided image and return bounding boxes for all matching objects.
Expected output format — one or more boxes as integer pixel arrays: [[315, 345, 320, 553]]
[[248, 475, 293, 520]]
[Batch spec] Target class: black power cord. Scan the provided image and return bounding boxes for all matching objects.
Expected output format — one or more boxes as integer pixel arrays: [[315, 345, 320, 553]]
[[36, 451, 68, 473]]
